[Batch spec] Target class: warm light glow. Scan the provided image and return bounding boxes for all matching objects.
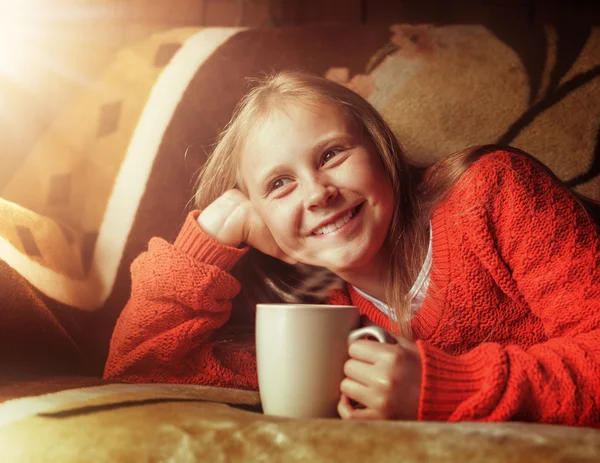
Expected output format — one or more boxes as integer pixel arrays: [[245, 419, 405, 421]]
[[1, 1, 63, 80], [0, 4, 27, 78], [0, 1, 125, 121]]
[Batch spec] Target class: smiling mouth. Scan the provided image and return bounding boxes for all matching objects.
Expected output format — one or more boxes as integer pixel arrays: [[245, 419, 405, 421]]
[[311, 203, 364, 236]]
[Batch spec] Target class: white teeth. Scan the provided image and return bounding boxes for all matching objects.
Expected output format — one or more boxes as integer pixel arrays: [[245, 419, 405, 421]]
[[312, 207, 357, 236]]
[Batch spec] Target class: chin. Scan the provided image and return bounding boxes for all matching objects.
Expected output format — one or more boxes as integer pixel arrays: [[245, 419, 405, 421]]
[[298, 242, 380, 273], [322, 254, 373, 275]]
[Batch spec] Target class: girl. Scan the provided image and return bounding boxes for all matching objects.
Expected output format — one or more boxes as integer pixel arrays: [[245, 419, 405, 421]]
[[104, 71, 600, 426]]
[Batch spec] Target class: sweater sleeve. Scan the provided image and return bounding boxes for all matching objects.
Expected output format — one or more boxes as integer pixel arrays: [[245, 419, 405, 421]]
[[417, 150, 600, 425], [103, 211, 258, 390]]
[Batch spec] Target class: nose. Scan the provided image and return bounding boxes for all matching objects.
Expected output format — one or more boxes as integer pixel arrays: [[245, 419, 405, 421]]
[[305, 177, 338, 210]]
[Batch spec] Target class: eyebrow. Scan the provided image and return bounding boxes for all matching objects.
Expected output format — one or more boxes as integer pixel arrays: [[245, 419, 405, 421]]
[[255, 131, 353, 194]]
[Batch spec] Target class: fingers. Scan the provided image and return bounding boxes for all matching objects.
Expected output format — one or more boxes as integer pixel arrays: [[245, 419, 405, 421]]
[[337, 394, 353, 419], [340, 337, 423, 421], [348, 339, 394, 364], [343, 358, 372, 386], [340, 377, 381, 411], [203, 189, 297, 265], [198, 189, 252, 247], [337, 394, 380, 420], [210, 190, 297, 265]]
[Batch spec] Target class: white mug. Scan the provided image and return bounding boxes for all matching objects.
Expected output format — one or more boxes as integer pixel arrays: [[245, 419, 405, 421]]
[[255, 304, 388, 418]]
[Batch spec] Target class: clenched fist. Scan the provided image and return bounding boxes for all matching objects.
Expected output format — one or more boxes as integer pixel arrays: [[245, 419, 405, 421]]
[[197, 189, 296, 264]]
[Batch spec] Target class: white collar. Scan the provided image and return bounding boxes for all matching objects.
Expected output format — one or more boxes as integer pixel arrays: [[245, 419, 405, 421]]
[[352, 223, 433, 321]]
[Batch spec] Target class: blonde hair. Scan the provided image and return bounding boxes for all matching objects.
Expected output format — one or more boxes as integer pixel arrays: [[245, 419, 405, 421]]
[[194, 71, 500, 337]]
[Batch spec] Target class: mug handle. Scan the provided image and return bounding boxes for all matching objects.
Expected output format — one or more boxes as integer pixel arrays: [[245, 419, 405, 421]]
[[347, 325, 389, 345]]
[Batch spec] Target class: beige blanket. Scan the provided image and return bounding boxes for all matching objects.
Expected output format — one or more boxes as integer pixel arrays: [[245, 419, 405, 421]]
[[1, 379, 599, 462]]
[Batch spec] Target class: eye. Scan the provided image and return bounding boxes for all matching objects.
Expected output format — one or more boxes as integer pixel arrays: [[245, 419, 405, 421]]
[[270, 177, 292, 191], [321, 148, 342, 166]]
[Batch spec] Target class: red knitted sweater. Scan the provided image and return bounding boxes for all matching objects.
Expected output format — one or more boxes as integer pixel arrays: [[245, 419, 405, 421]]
[[104, 150, 600, 426]]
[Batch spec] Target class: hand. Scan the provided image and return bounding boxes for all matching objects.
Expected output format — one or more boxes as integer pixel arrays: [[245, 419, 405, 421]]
[[338, 335, 422, 420], [197, 189, 296, 264]]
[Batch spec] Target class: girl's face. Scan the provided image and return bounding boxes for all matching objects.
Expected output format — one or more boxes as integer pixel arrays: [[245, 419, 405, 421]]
[[240, 101, 394, 276]]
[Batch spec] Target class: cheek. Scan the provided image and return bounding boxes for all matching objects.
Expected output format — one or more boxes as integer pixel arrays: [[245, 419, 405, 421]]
[[373, 175, 394, 205], [259, 201, 301, 245], [364, 159, 394, 202], [338, 151, 384, 189]]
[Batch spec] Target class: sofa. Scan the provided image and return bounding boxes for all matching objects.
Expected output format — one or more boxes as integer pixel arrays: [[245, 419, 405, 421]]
[[0, 23, 599, 462]]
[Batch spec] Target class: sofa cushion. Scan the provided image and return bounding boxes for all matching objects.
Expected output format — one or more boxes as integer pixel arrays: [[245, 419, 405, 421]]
[[0, 379, 599, 462]]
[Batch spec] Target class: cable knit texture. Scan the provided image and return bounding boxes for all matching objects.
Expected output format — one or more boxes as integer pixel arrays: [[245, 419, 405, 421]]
[[104, 150, 600, 426]]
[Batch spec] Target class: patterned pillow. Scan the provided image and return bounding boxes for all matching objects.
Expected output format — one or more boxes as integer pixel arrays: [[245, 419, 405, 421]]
[[0, 24, 598, 377]]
